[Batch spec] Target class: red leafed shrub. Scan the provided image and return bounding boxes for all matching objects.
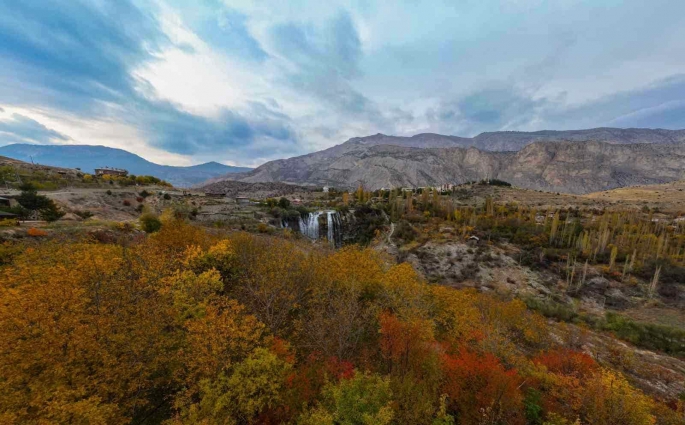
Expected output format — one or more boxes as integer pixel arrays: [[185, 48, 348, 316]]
[[283, 352, 355, 413], [136, 196, 144, 203], [379, 311, 436, 377], [441, 348, 524, 425], [122, 200, 131, 206], [533, 348, 598, 378]]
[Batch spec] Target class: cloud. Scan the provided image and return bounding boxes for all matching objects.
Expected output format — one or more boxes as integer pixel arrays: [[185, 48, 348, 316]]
[[267, 11, 380, 118], [425, 74, 685, 137], [0, 113, 71, 144], [1, 0, 685, 167], [0, 0, 166, 113], [557, 75, 685, 130], [193, 6, 268, 62], [0, 0, 302, 164], [129, 99, 297, 158]]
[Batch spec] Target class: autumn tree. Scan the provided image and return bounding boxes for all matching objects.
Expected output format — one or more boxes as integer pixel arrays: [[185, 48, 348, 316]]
[[299, 371, 394, 425], [440, 348, 524, 425]]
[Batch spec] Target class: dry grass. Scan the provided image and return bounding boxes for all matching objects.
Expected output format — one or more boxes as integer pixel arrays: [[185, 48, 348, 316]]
[[584, 180, 685, 213]]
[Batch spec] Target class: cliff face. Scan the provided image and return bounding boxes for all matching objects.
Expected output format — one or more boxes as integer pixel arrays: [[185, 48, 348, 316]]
[[498, 142, 685, 193], [208, 129, 685, 194]]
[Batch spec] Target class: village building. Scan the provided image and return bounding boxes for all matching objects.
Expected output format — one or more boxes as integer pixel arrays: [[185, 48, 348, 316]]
[[94, 167, 129, 177], [0, 211, 17, 218], [235, 196, 250, 205]]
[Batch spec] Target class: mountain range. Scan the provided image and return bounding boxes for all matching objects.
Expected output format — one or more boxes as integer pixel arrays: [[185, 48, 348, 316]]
[[211, 128, 685, 194], [0, 144, 251, 187]]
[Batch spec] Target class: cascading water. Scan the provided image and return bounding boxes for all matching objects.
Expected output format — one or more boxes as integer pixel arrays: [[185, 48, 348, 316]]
[[298, 211, 344, 247], [326, 211, 343, 247], [299, 212, 322, 239]]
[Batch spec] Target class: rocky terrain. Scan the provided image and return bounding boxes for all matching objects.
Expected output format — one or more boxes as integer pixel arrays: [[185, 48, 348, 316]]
[[199, 180, 315, 198], [220, 139, 685, 194]]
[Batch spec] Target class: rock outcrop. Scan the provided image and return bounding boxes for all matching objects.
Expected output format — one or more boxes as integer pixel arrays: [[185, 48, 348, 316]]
[[214, 138, 685, 194]]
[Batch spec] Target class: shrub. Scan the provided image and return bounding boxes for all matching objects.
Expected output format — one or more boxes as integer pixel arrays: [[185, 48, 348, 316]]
[[524, 298, 578, 322], [15, 185, 64, 221], [74, 210, 94, 219], [136, 197, 144, 203], [106, 190, 112, 195], [139, 213, 162, 233], [138, 190, 151, 198], [278, 197, 290, 209], [478, 178, 511, 187], [0, 218, 18, 227], [27, 227, 48, 237], [393, 220, 417, 243], [163, 193, 171, 200], [601, 313, 685, 357], [122, 200, 132, 206]]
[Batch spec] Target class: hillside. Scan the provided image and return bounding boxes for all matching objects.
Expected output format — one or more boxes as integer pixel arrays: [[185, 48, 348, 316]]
[[0, 154, 83, 186], [584, 180, 685, 212], [0, 144, 252, 187], [221, 140, 685, 194]]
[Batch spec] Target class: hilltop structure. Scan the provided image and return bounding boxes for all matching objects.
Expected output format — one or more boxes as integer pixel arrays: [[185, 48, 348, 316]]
[[95, 167, 129, 177]]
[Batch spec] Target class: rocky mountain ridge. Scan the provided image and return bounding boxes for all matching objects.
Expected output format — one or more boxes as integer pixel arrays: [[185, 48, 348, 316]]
[[322, 127, 685, 153], [214, 136, 685, 194]]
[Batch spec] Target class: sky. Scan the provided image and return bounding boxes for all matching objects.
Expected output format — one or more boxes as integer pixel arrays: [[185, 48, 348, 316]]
[[1, 0, 685, 167]]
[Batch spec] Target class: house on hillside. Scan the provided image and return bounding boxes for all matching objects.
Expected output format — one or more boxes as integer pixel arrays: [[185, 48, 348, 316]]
[[235, 197, 250, 205], [95, 167, 129, 177], [0, 196, 19, 208]]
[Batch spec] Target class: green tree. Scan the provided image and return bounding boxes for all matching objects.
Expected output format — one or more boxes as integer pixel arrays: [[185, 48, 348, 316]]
[[301, 371, 394, 425], [172, 348, 291, 425], [140, 212, 162, 233], [278, 197, 290, 209], [15, 183, 64, 221]]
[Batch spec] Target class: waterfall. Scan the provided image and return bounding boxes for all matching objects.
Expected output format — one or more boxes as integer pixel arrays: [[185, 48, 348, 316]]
[[298, 211, 343, 247], [299, 212, 322, 239], [327, 212, 334, 244], [326, 211, 343, 247]]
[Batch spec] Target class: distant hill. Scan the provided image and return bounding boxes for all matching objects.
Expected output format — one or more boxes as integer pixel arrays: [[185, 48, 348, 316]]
[[0, 144, 251, 187], [212, 128, 685, 193]]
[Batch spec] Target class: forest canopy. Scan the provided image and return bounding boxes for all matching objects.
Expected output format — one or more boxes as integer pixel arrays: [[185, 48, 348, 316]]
[[0, 218, 681, 425]]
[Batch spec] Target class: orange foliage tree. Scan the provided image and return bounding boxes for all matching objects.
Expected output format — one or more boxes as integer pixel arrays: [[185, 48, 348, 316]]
[[441, 347, 524, 425]]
